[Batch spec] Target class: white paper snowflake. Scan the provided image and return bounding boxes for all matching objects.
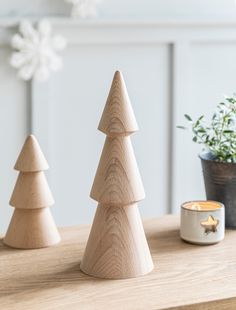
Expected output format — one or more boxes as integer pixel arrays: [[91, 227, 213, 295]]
[[65, 0, 102, 18], [10, 20, 67, 82]]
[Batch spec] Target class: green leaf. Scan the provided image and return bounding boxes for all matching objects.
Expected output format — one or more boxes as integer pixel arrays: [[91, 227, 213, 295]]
[[181, 92, 236, 162], [184, 114, 192, 122]]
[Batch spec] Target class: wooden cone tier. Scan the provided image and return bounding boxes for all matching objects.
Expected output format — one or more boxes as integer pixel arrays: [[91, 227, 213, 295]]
[[4, 208, 60, 249], [14, 135, 49, 172], [10, 172, 54, 209], [98, 70, 138, 136], [90, 136, 145, 205], [81, 204, 153, 279], [81, 71, 153, 279], [4, 135, 60, 249]]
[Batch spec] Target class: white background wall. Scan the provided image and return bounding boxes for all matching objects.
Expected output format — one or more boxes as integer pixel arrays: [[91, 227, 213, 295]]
[[1, 0, 236, 18], [1, 1, 236, 232]]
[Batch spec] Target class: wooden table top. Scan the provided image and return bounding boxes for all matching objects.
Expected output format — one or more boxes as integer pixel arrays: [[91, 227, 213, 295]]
[[1, 214, 236, 310]]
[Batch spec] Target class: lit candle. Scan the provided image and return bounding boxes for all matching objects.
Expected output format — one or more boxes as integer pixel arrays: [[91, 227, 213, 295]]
[[180, 200, 225, 245]]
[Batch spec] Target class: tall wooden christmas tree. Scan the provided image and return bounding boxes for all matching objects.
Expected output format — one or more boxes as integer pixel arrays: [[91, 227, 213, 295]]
[[80, 71, 153, 279], [4, 135, 61, 249]]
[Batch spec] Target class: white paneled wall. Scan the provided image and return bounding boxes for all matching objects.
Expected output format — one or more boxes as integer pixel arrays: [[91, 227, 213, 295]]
[[172, 42, 236, 213], [0, 0, 235, 18], [50, 43, 171, 225], [0, 44, 30, 231], [1, 12, 236, 230]]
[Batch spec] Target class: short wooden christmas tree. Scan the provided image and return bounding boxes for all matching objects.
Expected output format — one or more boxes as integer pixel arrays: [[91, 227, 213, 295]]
[[4, 135, 61, 249], [80, 71, 154, 279]]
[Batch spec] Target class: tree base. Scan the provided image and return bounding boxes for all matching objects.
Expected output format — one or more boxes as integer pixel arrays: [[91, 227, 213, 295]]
[[80, 203, 153, 279], [4, 208, 61, 249]]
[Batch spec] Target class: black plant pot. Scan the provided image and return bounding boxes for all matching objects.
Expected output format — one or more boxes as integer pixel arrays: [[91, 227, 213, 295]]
[[200, 152, 236, 229]]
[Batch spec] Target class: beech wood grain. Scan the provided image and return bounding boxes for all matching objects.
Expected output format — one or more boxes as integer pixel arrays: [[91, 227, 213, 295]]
[[81, 70, 152, 279], [14, 135, 49, 172], [3, 208, 61, 249], [98, 70, 138, 136], [80, 204, 153, 279], [1, 215, 236, 310], [4, 135, 60, 249], [90, 136, 145, 205], [10, 172, 54, 209]]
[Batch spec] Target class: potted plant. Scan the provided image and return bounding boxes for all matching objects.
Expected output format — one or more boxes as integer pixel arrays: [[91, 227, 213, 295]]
[[178, 95, 236, 228]]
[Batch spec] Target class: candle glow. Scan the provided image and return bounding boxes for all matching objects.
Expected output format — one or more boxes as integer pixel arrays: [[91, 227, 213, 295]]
[[182, 201, 222, 211]]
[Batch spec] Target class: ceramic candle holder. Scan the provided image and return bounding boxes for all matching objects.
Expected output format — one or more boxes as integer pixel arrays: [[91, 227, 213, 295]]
[[180, 201, 225, 245]]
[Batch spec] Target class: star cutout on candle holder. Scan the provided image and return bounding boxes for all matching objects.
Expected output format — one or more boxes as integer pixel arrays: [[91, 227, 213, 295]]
[[201, 215, 219, 234]]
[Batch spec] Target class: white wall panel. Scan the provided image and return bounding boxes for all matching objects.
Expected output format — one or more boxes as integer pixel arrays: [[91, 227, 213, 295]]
[[49, 44, 171, 226], [0, 0, 235, 18], [0, 46, 30, 231], [1, 17, 236, 229], [172, 42, 236, 212]]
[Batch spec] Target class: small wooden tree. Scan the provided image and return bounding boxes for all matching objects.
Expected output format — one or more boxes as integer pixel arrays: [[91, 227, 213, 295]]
[[4, 135, 61, 249], [81, 71, 153, 279]]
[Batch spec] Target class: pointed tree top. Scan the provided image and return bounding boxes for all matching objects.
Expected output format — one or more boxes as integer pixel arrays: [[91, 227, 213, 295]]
[[14, 135, 49, 172], [98, 71, 138, 136]]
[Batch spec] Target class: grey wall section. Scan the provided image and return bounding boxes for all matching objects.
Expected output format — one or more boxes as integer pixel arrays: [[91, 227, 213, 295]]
[[0, 1, 236, 231], [49, 43, 171, 227], [0, 46, 30, 232], [0, 0, 235, 18]]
